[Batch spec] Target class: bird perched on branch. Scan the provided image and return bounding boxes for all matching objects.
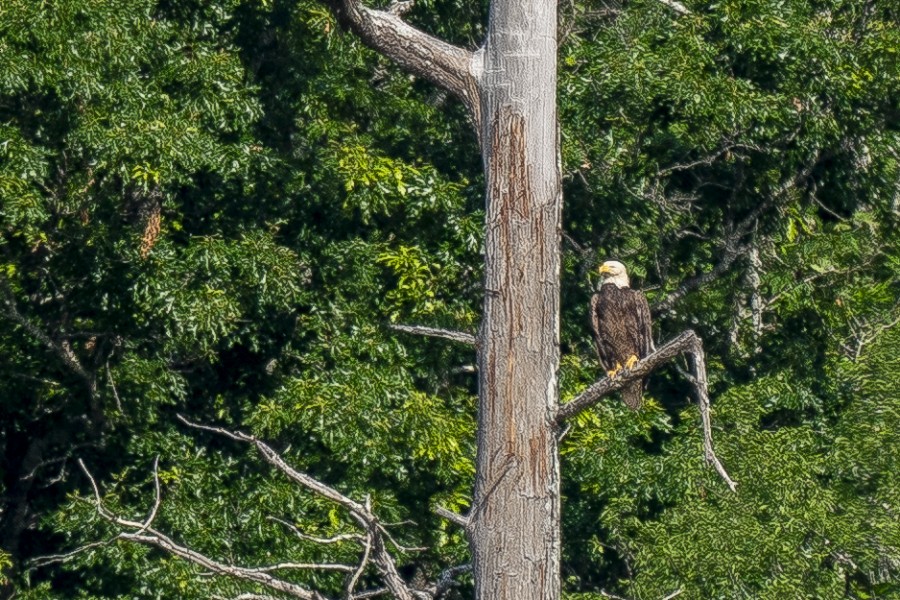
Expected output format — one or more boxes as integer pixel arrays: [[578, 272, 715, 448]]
[[590, 260, 653, 410]]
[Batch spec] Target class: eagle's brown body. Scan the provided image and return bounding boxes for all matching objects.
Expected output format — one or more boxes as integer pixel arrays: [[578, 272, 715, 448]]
[[590, 281, 653, 409]]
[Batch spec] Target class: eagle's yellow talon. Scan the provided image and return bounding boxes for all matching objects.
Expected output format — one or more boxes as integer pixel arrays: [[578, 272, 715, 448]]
[[607, 362, 624, 379], [624, 355, 639, 370]]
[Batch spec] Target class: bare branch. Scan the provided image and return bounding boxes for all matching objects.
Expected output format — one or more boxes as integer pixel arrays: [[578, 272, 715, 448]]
[[657, 144, 750, 176], [654, 158, 819, 314], [352, 589, 390, 599], [76, 460, 331, 600], [847, 302, 900, 360], [106, 361, 124, 413], [178, 416, 371, 518], [177, 416, 420, 600], [268, 516, 364, 545], [763, 267, 838, 309], [433, 505, 470, 529], [344, 530, 373, 599], [557, 331, 737, 492], [427, 563, 471, 598], [654, 0, 691, 15], [389, 324, 476, 346], [652, 240, 751, 315], [136, 456, 162, 534], [558, 331, 693, 420], [29, 538, 119, 569], [321, 0, 480, 117], [240, 562, 356, 574], [212, 594, 282, 600]]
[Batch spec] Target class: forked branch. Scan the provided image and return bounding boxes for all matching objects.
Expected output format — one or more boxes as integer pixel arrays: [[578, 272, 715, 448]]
[[557, 330, 737, 492], [49, 418, 471, 600], [177, 416, 419, 600]]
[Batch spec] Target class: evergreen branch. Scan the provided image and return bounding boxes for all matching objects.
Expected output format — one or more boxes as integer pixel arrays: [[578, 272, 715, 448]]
[[557, 330, 737, 492]]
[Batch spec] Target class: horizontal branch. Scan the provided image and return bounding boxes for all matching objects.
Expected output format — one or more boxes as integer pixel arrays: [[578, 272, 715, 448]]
[[212, 594, 281, 600], [557, 331, 696, 422], [389, 324, 476, 346], [433, 505, 470, 529], [268, 516, 364, 545], [321, 0, 480, 116], [557, 331, 737, 492]]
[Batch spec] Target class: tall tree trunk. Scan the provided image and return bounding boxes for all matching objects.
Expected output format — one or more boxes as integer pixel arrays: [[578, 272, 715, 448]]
[[472, 1, 561, 599], [321, 1, 562, 597]]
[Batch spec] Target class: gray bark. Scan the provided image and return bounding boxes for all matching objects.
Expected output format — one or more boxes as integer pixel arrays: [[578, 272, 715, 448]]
[[320, 0, 562, 597], [471, 1, 562, 599]]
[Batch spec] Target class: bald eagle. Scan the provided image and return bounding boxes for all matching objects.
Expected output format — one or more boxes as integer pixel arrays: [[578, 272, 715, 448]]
[[590, 260, 653, 410]]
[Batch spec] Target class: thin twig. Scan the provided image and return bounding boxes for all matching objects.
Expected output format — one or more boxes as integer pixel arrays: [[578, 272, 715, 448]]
[[344, 530, 373, 599], [136, 456, 162, 534], [106, 361, 123, 413], [268, 516, 363, 545], [29, 538, 119, 568]]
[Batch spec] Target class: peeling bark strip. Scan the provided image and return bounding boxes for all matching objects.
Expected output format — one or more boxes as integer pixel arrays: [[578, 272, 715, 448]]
[[489, 108, 531, 221]]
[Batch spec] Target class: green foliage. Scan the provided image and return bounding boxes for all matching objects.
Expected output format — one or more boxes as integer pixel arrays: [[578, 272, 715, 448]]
[[2, 0, 899, 597]]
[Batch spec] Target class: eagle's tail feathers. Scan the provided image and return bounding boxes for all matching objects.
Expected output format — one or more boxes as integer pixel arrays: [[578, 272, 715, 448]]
[[622, 382, 643, 411]]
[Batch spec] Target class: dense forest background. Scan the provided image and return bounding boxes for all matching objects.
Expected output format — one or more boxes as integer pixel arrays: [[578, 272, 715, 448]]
[[1, 0, 899, 597]]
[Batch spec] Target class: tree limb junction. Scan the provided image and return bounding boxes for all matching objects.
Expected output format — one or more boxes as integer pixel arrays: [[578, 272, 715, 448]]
[[557, 330, 737, 492], [321, 0, 481, 117]]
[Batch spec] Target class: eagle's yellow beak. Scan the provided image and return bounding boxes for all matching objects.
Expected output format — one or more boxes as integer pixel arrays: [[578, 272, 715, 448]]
[[598, 264, 612, 275]]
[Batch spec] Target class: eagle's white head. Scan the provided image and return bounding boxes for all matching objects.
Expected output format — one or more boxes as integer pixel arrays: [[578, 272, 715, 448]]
[[598, 260, 630, 289]]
